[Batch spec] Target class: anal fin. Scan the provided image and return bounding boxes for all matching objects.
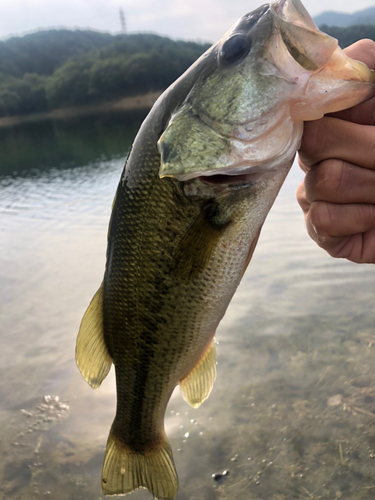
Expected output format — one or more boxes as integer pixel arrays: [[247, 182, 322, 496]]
[[76, 282, 112, 389], [179, 340, 217, 408]]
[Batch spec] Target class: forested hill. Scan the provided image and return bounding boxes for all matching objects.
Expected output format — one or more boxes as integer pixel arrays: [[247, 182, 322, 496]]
[[0, 30, 210, 117], [315, 6, 375, 28], [0, 30, 115, 78], [0, 26, 373, 119]]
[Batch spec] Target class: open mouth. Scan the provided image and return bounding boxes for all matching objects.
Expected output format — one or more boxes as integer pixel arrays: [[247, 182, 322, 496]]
[[195, 166, 279, 187], [198, 173, 255, 187]]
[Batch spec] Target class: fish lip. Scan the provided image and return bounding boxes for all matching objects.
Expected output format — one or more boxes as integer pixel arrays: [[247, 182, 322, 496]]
[[197, 173, 256, 188], [184, 164, 278, 185]]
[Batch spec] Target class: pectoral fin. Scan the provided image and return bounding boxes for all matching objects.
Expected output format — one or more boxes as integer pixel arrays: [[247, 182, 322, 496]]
[[76, 282, 112, 389], [171, 203, 229, 281], [179, 340, 217, 408]]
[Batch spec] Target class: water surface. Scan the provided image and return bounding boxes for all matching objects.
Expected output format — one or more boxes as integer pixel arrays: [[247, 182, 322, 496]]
[[1, 111, 375, 500]]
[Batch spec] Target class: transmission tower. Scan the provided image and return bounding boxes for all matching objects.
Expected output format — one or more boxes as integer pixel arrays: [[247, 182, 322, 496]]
[[119, 8, 126, 33]]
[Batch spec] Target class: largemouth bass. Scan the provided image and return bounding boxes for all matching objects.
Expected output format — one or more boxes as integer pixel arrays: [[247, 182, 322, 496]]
[[76, 0, 375, 498]]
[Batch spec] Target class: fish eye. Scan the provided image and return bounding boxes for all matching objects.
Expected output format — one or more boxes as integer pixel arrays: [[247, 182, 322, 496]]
[[220, 35, 251, 64]]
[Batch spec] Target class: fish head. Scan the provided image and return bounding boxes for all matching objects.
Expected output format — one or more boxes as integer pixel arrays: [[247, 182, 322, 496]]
[[158, 0, 375, 183]]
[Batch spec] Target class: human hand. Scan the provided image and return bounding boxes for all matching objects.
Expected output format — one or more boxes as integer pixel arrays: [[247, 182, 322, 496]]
[[297, 39, 375, 264]]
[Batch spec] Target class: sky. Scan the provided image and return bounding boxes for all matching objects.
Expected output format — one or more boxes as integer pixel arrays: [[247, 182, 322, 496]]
[[1, 0, 375, 43]]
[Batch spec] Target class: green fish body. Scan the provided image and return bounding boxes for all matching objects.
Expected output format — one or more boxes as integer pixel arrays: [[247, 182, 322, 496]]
[[76, 1, 375, 498]]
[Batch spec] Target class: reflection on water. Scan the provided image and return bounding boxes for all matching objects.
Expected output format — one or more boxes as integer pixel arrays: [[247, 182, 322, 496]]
[[1, 111, 375, 500], [0, 110, 148, 178]]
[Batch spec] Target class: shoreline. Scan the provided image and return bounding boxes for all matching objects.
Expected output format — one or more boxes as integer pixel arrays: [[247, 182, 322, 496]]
[[0, 91, 163, 129]]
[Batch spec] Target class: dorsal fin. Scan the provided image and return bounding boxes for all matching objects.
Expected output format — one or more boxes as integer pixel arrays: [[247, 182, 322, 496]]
[[179, 340, 217, 408], [76, 282, 112, 389]]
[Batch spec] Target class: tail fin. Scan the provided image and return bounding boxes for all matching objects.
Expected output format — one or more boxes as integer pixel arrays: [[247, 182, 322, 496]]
[[102, 429, 178, 500]]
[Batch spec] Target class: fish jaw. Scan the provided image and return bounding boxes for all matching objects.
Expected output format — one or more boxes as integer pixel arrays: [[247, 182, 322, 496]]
[[290, 48, 375, 121], [269, 0, 375, 120], [270, 0, 338, 70], [158, 0, 375, 183]]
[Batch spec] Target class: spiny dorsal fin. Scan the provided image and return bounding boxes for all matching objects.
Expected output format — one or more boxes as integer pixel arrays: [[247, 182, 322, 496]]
[[102, 429, 178, 500], [179, 340, 217, 408], [76, 282, 112, 389]]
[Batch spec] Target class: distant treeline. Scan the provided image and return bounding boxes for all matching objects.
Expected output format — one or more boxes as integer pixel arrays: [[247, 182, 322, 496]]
[[322, 24, 375, 50], [0, 24, 374, 118], [0, 30, 210, 117]]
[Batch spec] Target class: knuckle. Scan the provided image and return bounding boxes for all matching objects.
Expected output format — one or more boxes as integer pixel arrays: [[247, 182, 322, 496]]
[[345, 39, 375, 70], [297, 155, 309, 174], [351, 39, 375, 53], [358, 203, 375, 225], [309, 160, 351, 199], [331, 160, 351, 194], [309, 201, 333, 236], [299, 119, 328, 166], [326, 245, 347, 260], [296, 182, 309, 213]]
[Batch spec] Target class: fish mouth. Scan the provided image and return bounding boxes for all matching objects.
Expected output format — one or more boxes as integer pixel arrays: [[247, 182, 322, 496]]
[[197, 173, 255, 187], [196, 167, 277, 188]]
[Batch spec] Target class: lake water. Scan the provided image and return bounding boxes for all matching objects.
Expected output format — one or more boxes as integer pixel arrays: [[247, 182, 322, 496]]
[[1, 111, 375, 500]]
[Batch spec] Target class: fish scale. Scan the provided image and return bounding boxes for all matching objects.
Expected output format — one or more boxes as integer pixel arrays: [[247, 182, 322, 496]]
[[75, 0, 375, 498], [106, 134, 263, 439]]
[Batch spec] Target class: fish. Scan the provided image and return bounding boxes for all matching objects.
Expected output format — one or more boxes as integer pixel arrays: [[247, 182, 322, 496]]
[[76, 0, 375, 498]]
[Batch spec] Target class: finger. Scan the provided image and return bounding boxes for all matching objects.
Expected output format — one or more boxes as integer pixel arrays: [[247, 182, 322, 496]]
[[303, 159, 375, 205], [299, 39, 375, 172], [305, 201, 375, 263], [329, 40, 375, 124], [330, 228, 375, 263], [330, 39, 375, 125], [298, 118, 326, 172], [299, 117, 375, 169], [296, 181, 310, 213], [328, 95, 375, 125], [344, 39, 375, 72], [307, 201, 375, 240]]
